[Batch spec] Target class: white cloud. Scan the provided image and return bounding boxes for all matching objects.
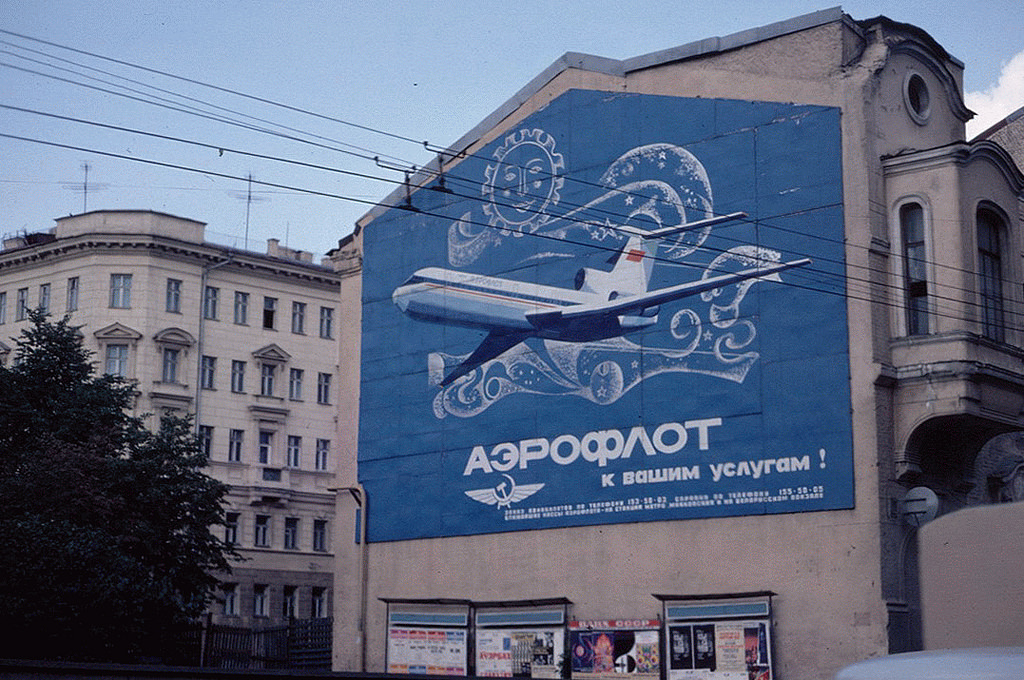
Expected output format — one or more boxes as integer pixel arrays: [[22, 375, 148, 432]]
[[965, 49, 1024, 139]]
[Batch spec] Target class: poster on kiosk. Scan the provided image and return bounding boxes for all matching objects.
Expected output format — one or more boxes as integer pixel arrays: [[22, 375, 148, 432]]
[[570, 620, 661, 680], [662, 594, 773, 680], [474, 603, 569, 678]]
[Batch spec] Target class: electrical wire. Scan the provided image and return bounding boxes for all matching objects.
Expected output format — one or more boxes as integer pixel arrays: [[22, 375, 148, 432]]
[[2, 28, 1011, 311], [0, 28, 423, 148], [0, 104, 400, 187], [2, 33, 1020, 334], [0, 40, 412, 167], [4, 121, 1020, 336], [10, 127, 1020, 339], [0, 58, 396, 166]]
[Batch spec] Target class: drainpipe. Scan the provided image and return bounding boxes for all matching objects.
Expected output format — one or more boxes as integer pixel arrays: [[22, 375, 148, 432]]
[[194, 253, 233, 433]]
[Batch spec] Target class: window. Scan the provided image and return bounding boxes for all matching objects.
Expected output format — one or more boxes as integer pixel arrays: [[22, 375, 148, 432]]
[[283, 585, 298, 619], [289, 368, 303, 400], [203, 285, 219, 320], [258, 430, 273, 464], [109, 274, 131, 308], [253, 584, 268, 617], [105, 344, 128, 377], [66, 277, 79, 312], [231, 360, 245, 393], [284, 517, 299, 550], [315, 439, 330, 471], [16, 288, 28, 320], [291, 301, 306, 334], [201, 355, 216, 389], [222, 584, 238, 616], [224, 512, 239, 545], [234, 291, 249, 325], [166, 278, 181, 313], [162, 348, 180, 383], [319, 307, 334, 339], [254, 515, 270, 547], [198, 426, 213, 457], [287, 435, 301, 468], [904, 71, 931, 125], [38, 283, 50, 313], [311, 588, 326, 618], [312, 519, 328, 552], [0, 291, 6, 323], [263, 297, 277, 329], [901, 203, 929, 335], [228, 429, 243, 462], [978, 207, 1006, 342], [261, 364, 275, 396], [317, 372, 332, 405]]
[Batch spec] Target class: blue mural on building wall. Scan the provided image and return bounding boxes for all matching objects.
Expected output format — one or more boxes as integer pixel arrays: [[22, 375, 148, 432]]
[[360, 89, 852, 542]]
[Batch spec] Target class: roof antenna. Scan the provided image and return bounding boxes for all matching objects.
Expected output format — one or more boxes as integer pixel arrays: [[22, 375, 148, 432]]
[[62, 161, 107, 214], [230, 174, 269, 250]]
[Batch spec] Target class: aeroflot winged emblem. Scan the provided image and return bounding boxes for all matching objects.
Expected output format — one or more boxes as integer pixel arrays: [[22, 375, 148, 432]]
[[465, 474, 545, 508], [393, 212, 811, 387]]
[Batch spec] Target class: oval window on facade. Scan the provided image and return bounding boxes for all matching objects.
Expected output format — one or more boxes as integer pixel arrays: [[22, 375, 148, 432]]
[[904, 71, 931, 125]]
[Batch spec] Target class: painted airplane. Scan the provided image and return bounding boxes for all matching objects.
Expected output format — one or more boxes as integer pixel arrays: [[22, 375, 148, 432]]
[[393, 212, 811, 386]]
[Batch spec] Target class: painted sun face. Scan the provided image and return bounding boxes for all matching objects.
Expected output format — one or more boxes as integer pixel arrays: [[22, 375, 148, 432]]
[[483, 129, 564, 231], [498, 144, 552, 211]]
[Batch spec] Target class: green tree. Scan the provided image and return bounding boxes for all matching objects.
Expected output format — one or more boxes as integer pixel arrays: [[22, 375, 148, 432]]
[[0, 312, 236, 662]]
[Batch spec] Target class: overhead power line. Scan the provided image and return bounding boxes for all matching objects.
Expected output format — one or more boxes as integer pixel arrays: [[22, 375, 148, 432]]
[[0, 28, 422, 147], [0, 41, 413, 167], [2, 31, 1017, 335], [7, 129, 1020, 339]]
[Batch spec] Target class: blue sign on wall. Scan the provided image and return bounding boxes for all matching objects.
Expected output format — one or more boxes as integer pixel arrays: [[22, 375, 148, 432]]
[[360, 89, 852, 542]]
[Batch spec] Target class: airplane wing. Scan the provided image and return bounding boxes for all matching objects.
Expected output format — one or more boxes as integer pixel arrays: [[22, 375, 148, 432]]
[[616, 211, 747, 240], [440, 331, 532, 386], [526, 258, 810, 324]]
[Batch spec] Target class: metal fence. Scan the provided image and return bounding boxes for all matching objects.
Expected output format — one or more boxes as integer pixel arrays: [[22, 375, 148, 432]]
[[172, 618, 332, 669]]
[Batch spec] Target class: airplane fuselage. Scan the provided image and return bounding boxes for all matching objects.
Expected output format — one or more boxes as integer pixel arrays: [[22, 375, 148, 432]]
[[392, 267, 656, 342], [391, 212, 810, 386]]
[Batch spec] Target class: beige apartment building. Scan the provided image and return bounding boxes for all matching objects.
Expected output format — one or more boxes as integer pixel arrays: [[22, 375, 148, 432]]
[[332, 8, 1024, 680], [0, 209, 342, 629]]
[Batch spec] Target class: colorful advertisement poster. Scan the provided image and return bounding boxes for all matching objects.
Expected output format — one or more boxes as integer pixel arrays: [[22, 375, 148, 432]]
[[668, 622, 770, 680], [360, 88, 852, 541], [571, 621, 660, 680], [387, 627, 467, 675], [477, 629, 563, 678]]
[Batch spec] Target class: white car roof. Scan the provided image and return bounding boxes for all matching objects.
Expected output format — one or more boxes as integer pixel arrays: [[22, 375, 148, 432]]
[[836, 647, 1024, 680]]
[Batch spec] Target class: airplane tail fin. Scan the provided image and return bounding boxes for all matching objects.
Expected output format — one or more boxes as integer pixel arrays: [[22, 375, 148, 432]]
[[582, 213, 748, 299], [576, 234, 657, 300], [609, 234, 657, 295]]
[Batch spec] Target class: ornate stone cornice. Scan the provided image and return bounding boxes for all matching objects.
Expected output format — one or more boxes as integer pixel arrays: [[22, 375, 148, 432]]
[[0, 232, 342, 287]]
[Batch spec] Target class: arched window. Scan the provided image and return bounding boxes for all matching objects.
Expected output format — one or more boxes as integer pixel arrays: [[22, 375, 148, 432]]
[[977, 207, 1006, 342], [901, 202, 929, 335]]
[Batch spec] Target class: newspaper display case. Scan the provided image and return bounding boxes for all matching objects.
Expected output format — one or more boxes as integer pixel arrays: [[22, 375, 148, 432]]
[[657, 593, 774, 680]]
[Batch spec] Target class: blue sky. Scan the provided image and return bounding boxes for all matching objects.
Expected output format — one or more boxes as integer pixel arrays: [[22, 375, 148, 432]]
[[2, 1, 1022, 257]]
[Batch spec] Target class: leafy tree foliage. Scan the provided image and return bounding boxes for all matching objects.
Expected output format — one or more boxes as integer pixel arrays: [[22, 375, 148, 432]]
[[0, 312, 235, 662]]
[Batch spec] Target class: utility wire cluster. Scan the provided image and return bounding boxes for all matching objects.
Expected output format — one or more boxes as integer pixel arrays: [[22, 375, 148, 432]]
[[1, 28, 1020, 337]]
